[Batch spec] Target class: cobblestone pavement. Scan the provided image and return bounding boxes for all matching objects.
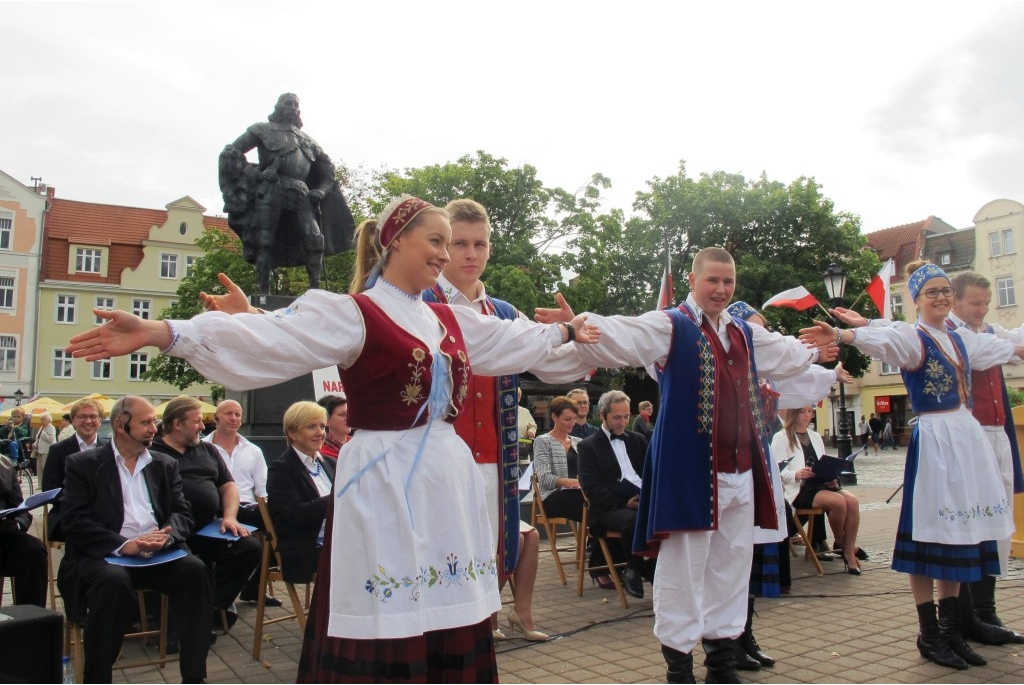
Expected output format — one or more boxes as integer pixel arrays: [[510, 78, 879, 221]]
[[6, 445, 1024, 683]]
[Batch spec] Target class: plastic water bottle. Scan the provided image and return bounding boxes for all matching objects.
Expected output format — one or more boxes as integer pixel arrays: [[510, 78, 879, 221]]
[[62, 656, 73, 684]]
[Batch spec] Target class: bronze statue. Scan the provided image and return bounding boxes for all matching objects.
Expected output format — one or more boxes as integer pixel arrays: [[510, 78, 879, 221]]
[[219, 93, 354, 294]]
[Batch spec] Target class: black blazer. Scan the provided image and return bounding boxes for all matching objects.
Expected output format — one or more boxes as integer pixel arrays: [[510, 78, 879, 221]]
[[57, 442, 195, 619], [578, 429, 647, 518], [266, 448, 337, 584], [41, 434, 107, 542]]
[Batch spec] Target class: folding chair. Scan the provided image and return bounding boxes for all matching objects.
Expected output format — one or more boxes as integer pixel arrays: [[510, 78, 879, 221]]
[[576, 491, 628, 609], [790, 507, 825, 577], [530, 476, 581, 585], [252, 496, 312, 661], [65, 591, 174, 684], [42, 505, 62, 611]]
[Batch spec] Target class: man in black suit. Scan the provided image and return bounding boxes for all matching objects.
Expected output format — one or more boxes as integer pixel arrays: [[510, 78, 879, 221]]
[[0, 454, 46, 606], [57, 396, 213, 683], [41, 397, 107, 542], [578, 390, 649, 598]]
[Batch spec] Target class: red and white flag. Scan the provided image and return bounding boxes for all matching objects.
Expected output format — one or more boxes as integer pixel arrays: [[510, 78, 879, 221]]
[[866, 259, 896, 319], [655, 251, 674, 310], [762, 286, 819, 311]]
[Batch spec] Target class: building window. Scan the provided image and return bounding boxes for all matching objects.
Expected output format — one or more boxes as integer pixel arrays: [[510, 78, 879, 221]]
[[185, 255, 197, 278], [52, 349, 73, 378], [95, 297, 115, 324], [881, 361, 900, 375], [160, 253, 178, 279], [179, 222, 188, 235], [132, 299, 151, 320], [0, 276, 14, 309], [75, 247, 102, 273], [129, 352, 149, 380], [56, 294, 77, 323], [0, 216, 11, 250], [990, 228, 1015, 257], [891, 293, 903, 317], [0, 336, 16, 373], [91, 359, 112, 380], [939, 252, 951, 266], [996, 277, 1016, 307]]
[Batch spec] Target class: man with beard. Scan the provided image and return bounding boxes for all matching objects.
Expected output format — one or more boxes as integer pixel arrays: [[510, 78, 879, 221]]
[[219, 92, 354, 294], [152, 396, 261, 633], [57, 396, 213, 683]]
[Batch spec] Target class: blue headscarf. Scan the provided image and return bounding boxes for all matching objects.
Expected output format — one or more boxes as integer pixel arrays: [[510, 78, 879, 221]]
[[907, 263, 948, 300], [727, 300, 759, 322]]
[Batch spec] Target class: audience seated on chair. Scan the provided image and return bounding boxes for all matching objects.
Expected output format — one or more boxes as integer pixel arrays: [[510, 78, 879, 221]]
[[267, 401, 337, 584], [152, 396, 262, 631], [0, 453, 46, 607], [578, 390, 651, 599], [42, 397, 108, 543], [56, 395, 213, 683]]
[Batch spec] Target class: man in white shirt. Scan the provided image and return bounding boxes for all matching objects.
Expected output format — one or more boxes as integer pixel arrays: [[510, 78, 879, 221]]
[[202, 400, 267, 529]]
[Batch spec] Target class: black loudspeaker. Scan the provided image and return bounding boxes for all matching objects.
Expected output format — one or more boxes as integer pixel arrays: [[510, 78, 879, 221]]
[[0, 604, 63, 683]]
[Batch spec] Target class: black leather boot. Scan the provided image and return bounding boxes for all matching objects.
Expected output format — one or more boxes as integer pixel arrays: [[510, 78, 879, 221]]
[[959, 582, 1016, 645], [738, 596, 775, 667], [702, 638, 743, 684], [938, 596, 985, 666], [915, 601, 968, 670], [661, 644, 696, 684], [970, 576, 1024, 644], [733, 642, 761, 671]]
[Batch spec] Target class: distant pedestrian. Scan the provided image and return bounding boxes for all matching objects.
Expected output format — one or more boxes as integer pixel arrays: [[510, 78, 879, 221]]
[[858, 415, 870, 449], [868, 413, 882, 455], [882, 418, 895, 450]]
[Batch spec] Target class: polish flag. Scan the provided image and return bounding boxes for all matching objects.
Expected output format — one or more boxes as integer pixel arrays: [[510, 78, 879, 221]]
[[656, 251, 674, 310], [762, 286, 819, 311], [866, 259, 896, 319]]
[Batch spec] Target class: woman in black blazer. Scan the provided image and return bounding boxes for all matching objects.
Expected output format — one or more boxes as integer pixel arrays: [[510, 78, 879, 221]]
[[267, 401, 337, 584]]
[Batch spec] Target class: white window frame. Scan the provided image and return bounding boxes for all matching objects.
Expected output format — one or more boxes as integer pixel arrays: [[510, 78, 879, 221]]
[[75, 247, 102, 274], [185, 255, 197, 278], [52, 349, 73, 378], [890, 293, 903, 317], [95, 297, 115, 324], [996, 276, 1016, 308], [160, 253, 179, 279], [56, 294, 77, 324], [881, 361, 900, 375], [939, 252, 951, 266], [129, 352, 149, 380], [990, 228, 1015, 257], [91, 359, 112, 380], [132, 299, 152, 320], [0, 274, 15, 309], [0, 335, 16, 373], [0, 214, 12, 251]]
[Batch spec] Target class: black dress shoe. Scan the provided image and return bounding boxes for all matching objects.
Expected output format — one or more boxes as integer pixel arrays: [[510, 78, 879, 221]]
[[624, 568, 644, 599], [242, 594, 283, 608]]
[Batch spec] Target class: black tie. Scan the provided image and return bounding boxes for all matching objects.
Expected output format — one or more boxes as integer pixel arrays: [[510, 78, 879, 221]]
[[610, 433, 625, 441]]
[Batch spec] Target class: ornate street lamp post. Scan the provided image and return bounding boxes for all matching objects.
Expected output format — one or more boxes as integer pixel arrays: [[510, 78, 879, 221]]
[[13, 388, 24, 407], [823, 264, 857, 484]]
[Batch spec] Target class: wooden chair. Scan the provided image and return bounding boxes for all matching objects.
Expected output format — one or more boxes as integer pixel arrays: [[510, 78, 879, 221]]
[[530, 476, 581, 585], [252, 496, 312, 661], [576, 491, 629, 609], [42, 505, 62, 611], [790, 507, 825, 577], [65, 591, 174, 684]]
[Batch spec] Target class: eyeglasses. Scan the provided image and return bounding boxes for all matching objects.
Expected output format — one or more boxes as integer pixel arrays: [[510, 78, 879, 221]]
[[922, 287, 954, 299], [74, 414, 101, 422]]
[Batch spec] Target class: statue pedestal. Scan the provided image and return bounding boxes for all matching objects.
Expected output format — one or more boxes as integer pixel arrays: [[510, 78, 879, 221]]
[[227, 294, 315, 458]]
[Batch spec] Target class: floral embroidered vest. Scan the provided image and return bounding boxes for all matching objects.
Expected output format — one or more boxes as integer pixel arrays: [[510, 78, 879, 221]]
[[901, 327, 971, 413], [342, 293, 471, 430]]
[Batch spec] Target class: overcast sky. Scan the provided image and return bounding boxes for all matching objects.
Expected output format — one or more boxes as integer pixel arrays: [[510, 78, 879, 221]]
[[5, 1, 1023, 234]]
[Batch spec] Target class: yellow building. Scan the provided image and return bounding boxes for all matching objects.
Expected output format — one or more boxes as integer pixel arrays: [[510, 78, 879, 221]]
[[35, 194, 232, 404]]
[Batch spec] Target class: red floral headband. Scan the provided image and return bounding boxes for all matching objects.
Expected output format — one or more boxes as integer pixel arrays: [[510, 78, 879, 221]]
[[378, 195, 434, 247]]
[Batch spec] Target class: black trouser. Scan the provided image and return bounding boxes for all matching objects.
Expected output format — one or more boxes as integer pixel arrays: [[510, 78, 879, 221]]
[[69, 553, 213, 682], [188, 534, 262, 610], [0, 531, 46, 607]]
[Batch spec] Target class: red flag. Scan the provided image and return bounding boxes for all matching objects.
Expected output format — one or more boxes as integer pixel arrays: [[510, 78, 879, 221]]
[[656, 251, 674, 310], [762, 286, 819, 311], [866, 259, 896, 318]]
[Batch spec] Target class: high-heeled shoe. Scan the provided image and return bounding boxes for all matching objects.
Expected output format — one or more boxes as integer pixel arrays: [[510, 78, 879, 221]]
[[507, 609, 549, 641], [842, 555, 861, 576], [492, 628, 507, 640]]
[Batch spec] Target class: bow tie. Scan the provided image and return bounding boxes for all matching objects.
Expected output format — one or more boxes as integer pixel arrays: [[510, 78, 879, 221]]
[[609, 433, 626, 441]]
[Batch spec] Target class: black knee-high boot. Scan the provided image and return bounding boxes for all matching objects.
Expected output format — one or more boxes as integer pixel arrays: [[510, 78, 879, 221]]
[[959, 582, 1016, 645], [738, 595, 775, 667], [915, 601, 967, 670], [661, 644, 696, 684], [970, 575, 1024, 644], [938, 596, 985, 666], [702, 638, 743, 684]]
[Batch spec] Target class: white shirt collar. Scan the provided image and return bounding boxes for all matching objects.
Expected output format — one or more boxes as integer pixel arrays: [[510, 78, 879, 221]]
[[946, 312, 976, 332], [435, 273, 487, 307], [684, 294, 735, 329]]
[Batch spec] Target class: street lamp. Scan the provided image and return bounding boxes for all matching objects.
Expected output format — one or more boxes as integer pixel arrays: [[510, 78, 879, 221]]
[[823, 264, 856, 484], [13, 388, 24, 406]]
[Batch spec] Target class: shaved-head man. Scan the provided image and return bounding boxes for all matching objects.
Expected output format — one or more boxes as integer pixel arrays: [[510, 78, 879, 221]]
[[203, 400, 267, 529]]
